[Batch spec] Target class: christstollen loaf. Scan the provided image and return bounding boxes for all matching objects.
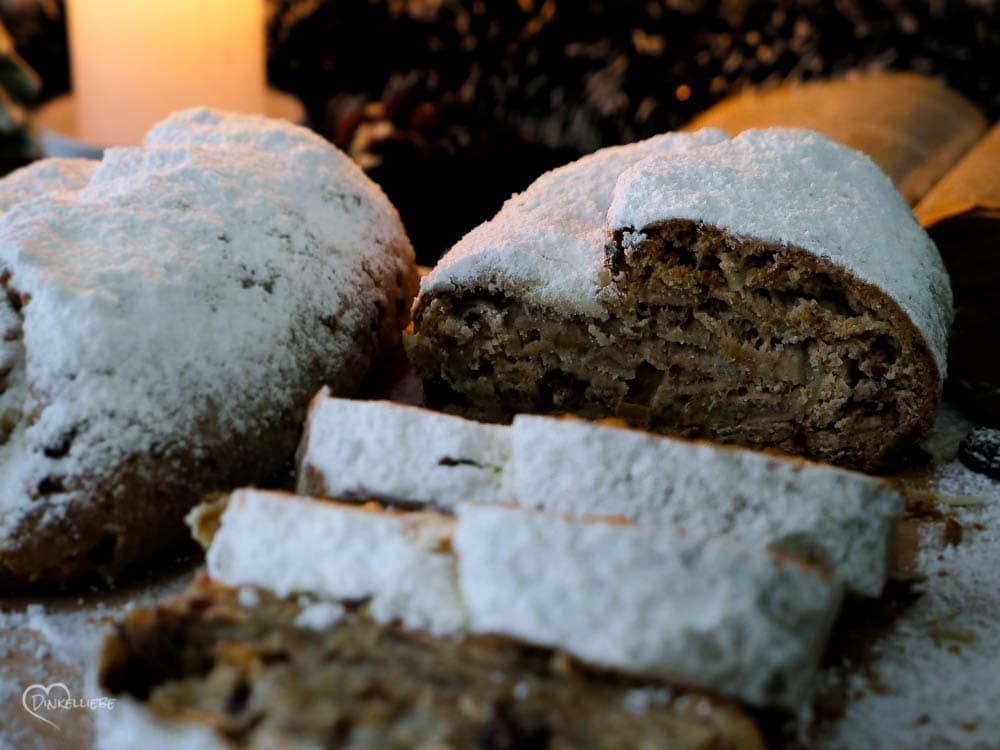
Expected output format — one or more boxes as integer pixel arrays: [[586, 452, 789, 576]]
[[0, 108, 417, 585], [407, 128, 952, 469]]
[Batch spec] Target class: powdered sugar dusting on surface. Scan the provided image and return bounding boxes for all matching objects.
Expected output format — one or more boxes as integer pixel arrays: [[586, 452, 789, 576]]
[[816, 405, 1000, 749], [454, 503, 842, 711], [294, 600, 346, 630], [608, 128, 952, 376], [297, 390, 513, 508], [512, 414, 901, 596], [207, 489, 467, 635], [0, 108, 414, 547], [0, 158, 96, 214], [202, 482, 841, 710], [419, 129, 727, 316], [0, 563, 193, 750], [296, 396, 900, 596]]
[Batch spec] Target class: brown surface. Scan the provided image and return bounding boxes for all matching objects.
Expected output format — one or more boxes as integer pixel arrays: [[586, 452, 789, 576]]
[[915, 122, 1000, 228], [408, 220, 940, 470], [98, 576, 766, 750], [686, 72, 987, 206]]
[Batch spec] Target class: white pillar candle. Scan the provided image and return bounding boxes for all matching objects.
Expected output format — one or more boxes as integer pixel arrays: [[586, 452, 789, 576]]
[[66, 0, 266, 146]]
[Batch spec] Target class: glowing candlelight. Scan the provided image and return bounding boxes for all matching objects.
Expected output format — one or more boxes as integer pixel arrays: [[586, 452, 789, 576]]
[[66, 0, 266, 146]]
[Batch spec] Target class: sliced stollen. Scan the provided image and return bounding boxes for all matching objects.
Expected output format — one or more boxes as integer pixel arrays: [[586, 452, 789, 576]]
[[511, 415, 902, 597], [296, 387, 512, 507], [0, 108, 417, 585], [295, 392, 901, 595], [455, 504, 842, 711], [97, 578, 766, 750], [407, 127, 952, 470], [198, 488, 466, 636], [194, 489, 842, 710], [603, 128, 951, 469]]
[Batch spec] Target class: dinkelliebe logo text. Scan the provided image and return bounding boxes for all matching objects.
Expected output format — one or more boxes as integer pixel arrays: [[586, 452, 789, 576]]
[[21, 682, 116, 731]]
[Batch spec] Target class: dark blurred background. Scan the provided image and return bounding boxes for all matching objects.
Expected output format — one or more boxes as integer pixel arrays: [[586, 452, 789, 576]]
[[2, 0, 997, 263]]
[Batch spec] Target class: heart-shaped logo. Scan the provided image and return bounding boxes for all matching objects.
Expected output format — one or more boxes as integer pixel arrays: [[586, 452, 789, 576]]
[[21, 682, 71, 731]]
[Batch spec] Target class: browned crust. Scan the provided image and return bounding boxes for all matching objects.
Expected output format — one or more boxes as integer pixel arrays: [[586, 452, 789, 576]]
[[806, 253, 940, 443], [0, 415, 301, 589]]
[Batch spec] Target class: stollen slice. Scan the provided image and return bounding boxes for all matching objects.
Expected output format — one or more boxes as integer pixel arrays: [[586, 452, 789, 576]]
[[194, 488, 466, 636], [295, 387, 512, 508], [295, 393, 902, 595], [455, 503, 841, 711], [510, 414, 901, 597], [194, 489, 842, 710], [97, 577, 767, 750]]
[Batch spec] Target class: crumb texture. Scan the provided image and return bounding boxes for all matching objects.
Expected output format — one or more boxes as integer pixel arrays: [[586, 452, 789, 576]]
[[609, 128, 951, 374], [0, 108, 417, 583], [98, 579, 764, 749], [409, 128, 950, 469]]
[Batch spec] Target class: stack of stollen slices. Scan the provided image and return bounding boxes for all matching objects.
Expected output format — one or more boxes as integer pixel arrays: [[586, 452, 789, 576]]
[[182, 390, 902, 713]]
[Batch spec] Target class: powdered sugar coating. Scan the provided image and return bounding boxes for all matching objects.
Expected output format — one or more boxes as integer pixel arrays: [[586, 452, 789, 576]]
[[296, 388, 513, 507], [0, 108, 415, 572], [97, 698, 228, 750], [201, 488, 840, 710], [292, 394, 898, 595], [512, 415, 902, 596], [419, 129, 728, 316], [207, 489, 467, 635], [608, 128, 952, 376], [0, 158, 96, 214], [454, 504, 842, 710], [816, 406, 1000, 748], [294, 600, 346, 630]]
